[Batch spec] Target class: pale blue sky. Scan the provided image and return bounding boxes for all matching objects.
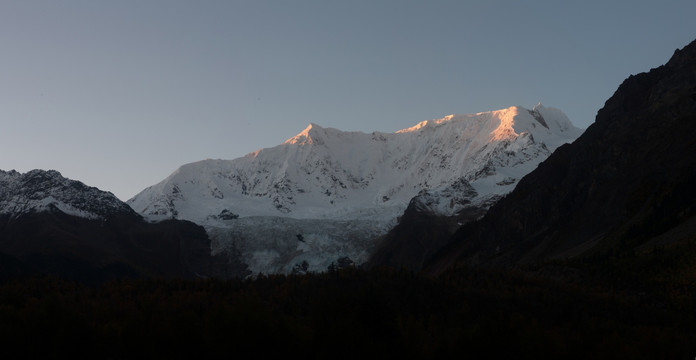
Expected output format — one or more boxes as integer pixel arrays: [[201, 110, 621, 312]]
[[1, 0, 694, 200]]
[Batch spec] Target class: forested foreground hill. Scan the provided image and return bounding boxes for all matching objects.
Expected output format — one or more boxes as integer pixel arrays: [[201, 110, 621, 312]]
[[0, 259, 694, 359]]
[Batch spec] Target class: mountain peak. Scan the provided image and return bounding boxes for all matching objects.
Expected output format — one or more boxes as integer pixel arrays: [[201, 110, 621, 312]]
[[0, 169, 137, 220], [481, 105, 581, 143], [284, 122, 326, 145]]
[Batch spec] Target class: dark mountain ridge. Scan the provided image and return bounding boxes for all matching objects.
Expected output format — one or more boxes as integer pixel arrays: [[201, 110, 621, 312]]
[[366, 187, 495, 271], [0, 169, 242, 282], [424, 38, 696, 274]]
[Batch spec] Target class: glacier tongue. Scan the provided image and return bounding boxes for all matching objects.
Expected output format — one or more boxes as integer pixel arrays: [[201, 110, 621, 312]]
[[208, 216, 395, 276], [129, 104, 583, 275]]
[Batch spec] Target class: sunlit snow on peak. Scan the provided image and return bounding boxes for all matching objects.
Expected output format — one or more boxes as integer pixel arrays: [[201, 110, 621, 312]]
[[284, 123, 326, 145], [395, 114, 457, 133], [489, 106, 520, 141]]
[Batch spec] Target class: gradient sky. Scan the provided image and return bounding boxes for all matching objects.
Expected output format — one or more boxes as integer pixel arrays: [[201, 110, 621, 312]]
[[1, 1, 695, 201]]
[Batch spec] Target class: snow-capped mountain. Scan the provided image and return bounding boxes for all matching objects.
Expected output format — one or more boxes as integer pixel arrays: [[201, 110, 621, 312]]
[[0, 169, 136, 220], [0, 168, 229, 281], [130, 103, 581, 222], [129, 103, 583, 275]]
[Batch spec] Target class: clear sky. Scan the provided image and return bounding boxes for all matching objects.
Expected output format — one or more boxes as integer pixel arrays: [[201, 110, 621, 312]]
[[1, 1, 695, 201]]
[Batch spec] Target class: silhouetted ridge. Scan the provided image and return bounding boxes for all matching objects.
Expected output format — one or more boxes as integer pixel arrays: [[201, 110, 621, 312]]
[[425, 38, 696, 273], [0, 169, 244, 282]]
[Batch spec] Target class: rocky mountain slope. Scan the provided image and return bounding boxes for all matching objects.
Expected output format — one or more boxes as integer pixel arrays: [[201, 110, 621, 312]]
[[130, 104, 582, 274], [424, 38, 696, 274], [1, 169, 135, 219], [0, 169, 231, 282], [367, 186, 497, 271]]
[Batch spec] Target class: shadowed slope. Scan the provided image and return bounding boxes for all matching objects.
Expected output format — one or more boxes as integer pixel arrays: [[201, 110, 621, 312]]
[[426, 38, 696, 274]]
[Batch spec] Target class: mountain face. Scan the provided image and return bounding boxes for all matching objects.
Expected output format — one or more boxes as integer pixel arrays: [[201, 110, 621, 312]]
[[425, 39, 696, 274], [0, 169, 136, 220], [130, 104, 582, 275], [0, 169, 233, 282], [130, 104, 580, 222], [367, 183, 499, 271]]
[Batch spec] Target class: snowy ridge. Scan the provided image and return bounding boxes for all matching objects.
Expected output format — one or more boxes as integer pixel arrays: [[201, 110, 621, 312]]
[[0, 169, 135, 220], [129, 104, 583, 275], [129, 103, 582, 223]]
